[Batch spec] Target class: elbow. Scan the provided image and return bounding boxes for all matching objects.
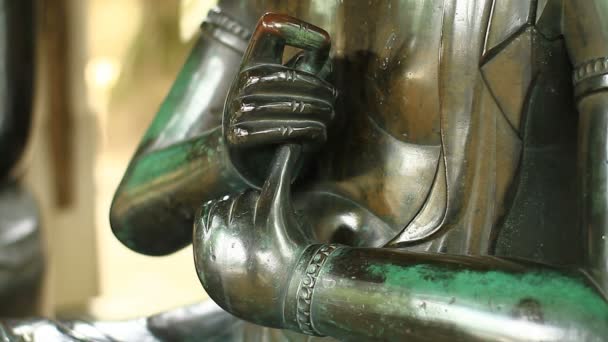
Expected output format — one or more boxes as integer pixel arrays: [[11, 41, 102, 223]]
[[109, 186, 193, 256]]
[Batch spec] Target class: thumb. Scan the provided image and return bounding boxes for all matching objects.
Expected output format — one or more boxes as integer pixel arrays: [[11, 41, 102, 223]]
[[255, 144, 310, 248]]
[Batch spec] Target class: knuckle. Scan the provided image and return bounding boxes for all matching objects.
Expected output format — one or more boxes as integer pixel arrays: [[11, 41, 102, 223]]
[[290, 99, 307, 113], [259, 12, 282, 27], [234, 101, 256, 118], [241, 73, 262, 90], [227, 126, 250, 146]]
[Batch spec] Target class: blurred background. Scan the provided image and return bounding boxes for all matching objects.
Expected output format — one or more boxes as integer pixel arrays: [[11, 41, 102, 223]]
[[9, 0, 218, 320]]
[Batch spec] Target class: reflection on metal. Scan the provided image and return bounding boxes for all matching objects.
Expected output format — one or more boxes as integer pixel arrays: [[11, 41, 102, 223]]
[[1, 300, 344, 341], [110, 7, 251, 256], [190, 4, 607, 339], [53, 0, 608, 340], [387, 152, 446, 246], [0, 301, 240, 341]]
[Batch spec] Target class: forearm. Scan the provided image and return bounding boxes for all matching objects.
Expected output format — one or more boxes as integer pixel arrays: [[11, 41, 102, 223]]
[[286, 246, 608, 341], [111, 4, 257, 255], [111, 128, 249, 255], [564, 0, 608, 298]]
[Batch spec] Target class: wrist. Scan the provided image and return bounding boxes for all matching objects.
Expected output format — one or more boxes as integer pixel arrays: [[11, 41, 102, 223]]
[[284, 243, 342, 336]]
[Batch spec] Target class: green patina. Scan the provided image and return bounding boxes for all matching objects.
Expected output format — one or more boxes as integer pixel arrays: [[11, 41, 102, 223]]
[[125, 129, 222, 190], [367, 263, 608, 330]]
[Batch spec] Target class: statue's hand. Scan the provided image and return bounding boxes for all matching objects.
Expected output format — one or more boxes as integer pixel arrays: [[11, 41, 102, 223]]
[[225, 64, 336, 148], [223, 13, 336, 186], [195, 14, 334, 329], [193, 144, 311, 328]]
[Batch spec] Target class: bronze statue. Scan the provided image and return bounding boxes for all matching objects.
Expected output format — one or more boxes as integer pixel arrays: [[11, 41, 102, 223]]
[[4, 0, 608, 340], [109, 0, 608, 339]]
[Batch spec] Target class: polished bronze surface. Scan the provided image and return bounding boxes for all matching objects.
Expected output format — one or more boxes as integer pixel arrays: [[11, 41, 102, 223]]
[[110, 8, 251, 255], [109, 0, 608, 340], [7, 0, 608, 340]]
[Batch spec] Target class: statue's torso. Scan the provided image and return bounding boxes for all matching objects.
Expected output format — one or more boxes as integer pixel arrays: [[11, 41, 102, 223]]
[[259, 0, 580, 267]]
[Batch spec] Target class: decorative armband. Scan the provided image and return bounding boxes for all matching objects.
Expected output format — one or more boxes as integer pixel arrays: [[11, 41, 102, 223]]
[[201, 8, 252, 52], [288, 244, 341, 336], [573, 57, 608, 99]]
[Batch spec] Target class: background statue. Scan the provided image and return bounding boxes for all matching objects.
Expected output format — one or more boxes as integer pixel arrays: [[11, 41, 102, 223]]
[[0, 0, 43, 317]]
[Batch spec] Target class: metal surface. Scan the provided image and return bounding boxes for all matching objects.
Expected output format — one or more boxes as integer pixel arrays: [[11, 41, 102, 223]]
[[98, 0, 608, 340], [0, 301, 238, 341], [0, 301, 334, 341]]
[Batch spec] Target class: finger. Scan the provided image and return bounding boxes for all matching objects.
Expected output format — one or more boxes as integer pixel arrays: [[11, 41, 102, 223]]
[[287, 51, 334, 80], [243, 13, 330, 72], [229, 96, 334, 127], [238, 66, 337, 102], [317, 57, 333, 80], [256, 144, 303, 237], [226, 120, 326, 148], [290, 40, 331, 77]]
